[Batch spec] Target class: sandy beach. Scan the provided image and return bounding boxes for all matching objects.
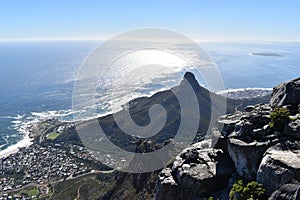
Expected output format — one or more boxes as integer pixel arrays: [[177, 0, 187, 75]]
[[0, 126, 33, 159]]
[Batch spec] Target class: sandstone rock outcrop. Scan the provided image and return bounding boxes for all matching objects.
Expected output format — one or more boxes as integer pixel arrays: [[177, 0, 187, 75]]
[[284, 120, 300, 140], [269, 183, 300, 200], [157, 76, 300, 199], [157, 145, 235, 199], [228, 139, 271, 180], [270, 77, 300, 109], [257, 143, 300, 195]]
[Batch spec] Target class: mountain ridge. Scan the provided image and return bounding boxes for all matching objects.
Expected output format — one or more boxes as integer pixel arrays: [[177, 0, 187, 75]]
[[48, 72, 276, 199]]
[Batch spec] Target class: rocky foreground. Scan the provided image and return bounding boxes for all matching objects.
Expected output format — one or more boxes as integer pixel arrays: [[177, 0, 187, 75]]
[[157, 77, 300, 200]]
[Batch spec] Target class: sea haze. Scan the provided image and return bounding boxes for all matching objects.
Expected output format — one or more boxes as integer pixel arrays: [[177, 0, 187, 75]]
[[0, 41, 300, 151]]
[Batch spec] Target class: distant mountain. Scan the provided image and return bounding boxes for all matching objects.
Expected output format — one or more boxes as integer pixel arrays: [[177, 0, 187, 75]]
[[75, 72, 243, 153], [66, 72, 272, 153]]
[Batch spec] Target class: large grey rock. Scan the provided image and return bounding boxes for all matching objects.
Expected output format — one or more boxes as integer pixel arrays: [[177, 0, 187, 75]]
[[157, 168, 178, 200], [257, 145, 300, 195], [249, 114, 270, 129], [217, 105, 272, 139], [175, 148, 235, 198], [245, 105, 256, 112], [209, 128, 228, 152], [284, 120, 300, 139], [270, 77, 300, 108], [244, 105, 255, 112], [269, 183, 300, 200], [217, 112, 251, 136], [157, 145, 235, 199], [228, 138, 272, 180], [234, 121, 254, 138]]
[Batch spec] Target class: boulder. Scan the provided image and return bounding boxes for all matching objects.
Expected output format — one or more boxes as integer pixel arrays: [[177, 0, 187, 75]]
[[252, 128, 265, 139], [227, 138, 272, 180], [269, 183, 300, 200], [270, 77, 300, 108], [263, 124, 271, 135], [157, 146, 235, 199], [175, 148, 235, 198], [234, 121, 254, 138], [284, 120, 300, 139], [209, 128, 228, 152], [257, 144, 300, 195], [217, 112, 245, 136], [245, 105, 256, 112], [157, 168, 178, 200], [249, 114, 270, 129], [260, 104, 273, 112], [218, 107, 271, 139]]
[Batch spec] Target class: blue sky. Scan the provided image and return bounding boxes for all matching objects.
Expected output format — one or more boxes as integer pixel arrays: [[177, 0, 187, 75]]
[[1, 0, 300, 41]]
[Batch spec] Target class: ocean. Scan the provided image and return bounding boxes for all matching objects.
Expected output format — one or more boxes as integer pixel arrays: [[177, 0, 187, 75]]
[[1, 41, 300, 151]]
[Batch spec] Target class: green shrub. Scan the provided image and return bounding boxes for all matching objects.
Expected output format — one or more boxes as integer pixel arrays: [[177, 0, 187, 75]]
[[269, 107, 290, 131], [229, 179, 265, 200]]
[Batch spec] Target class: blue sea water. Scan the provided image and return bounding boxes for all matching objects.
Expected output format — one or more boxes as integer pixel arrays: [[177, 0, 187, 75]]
[[202, 42, 300, 88], [0, 41, 300, 150], [0, 41, 98, 149]]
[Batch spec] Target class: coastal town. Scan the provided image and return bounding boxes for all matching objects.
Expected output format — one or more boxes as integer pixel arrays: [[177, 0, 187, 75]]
[[0, 119, 110, 199]]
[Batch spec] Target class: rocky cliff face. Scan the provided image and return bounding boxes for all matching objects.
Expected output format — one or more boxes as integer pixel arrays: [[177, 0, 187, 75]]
[[157, 77, 300, 200], [157, 140, 235, 200], [270, 77, 300, 109]]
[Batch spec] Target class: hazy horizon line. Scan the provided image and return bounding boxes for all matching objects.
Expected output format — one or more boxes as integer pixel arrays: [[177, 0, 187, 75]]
[[0, 37, 300, 43]]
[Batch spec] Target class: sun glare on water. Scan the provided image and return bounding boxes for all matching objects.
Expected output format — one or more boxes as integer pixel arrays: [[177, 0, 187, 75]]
[[100, 49, 191, 111]]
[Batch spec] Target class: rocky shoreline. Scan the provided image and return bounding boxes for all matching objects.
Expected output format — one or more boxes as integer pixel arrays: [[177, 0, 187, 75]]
[[0, 118, 62, 159]]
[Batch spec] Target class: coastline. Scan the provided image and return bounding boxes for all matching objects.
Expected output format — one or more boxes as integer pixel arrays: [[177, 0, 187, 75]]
[[0, 87, 273, 160], [0, 124, 34, 159], [216, 87, 272, 99], [0, 110, 75, 160], [0, 132, 33, 159]]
